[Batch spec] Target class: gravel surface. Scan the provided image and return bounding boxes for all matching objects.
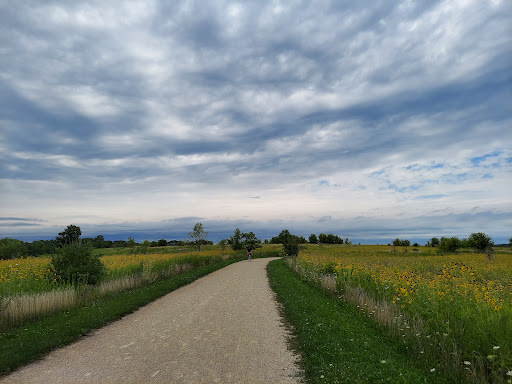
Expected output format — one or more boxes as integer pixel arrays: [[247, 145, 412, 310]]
[[1, 258, 302, 384]]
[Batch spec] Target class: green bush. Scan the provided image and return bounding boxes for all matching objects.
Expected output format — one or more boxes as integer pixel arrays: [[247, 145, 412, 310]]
[[49, 242, 106, 285], [0, 238, 27, 259], [467, 232, 494, 253]]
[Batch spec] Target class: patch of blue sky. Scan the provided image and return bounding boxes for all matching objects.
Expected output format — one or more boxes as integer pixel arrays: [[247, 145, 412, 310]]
[[415, 194, 448, 200], [470, 151, 502, 166], [387, 183, 421, 193], [482, 173, 493, 179], [405, 162, 444, 171]]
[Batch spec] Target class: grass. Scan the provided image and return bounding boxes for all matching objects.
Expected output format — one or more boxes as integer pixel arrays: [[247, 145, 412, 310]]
[[267, 258, 449, 384], [0, 256, 244, 376], [293, 245, 512, 383]]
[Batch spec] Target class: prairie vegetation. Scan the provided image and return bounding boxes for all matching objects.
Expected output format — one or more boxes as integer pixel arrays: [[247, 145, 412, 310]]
[[286, 244, 512, 383], [0, 245, 279, 330]]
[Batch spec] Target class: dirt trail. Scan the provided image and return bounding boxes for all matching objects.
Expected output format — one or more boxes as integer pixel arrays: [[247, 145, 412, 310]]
[[1, 258, 301, 384]]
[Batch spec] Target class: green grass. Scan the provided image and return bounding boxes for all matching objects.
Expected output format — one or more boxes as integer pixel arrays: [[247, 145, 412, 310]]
[[267, 259, 449, 384], [0, 257, 244, 376]]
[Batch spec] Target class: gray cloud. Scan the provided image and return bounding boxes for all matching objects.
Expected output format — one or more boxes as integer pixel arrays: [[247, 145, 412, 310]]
[[1, 0, 511, 242]]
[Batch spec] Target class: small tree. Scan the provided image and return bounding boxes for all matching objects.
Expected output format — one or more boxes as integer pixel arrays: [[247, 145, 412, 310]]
[[0, 238, 27, 259], [309, 234, 318, 244], [218, 239, 228, 251], [140, 240, 150, 255], [157, 239, 168, 246], [430, 237, 440, 247], [229, 228, 244, 250], [439, 237, 462, 253], [242, 231, 262, 250], [56, 225, 82, 246], [467, 232, 494, 253], [188, 223, 208, 251], [127, 236, 137, 255], [49, 242, 105, 285]]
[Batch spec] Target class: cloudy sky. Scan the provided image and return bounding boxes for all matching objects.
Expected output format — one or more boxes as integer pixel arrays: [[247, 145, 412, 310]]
[[1, 0, 511, 244]]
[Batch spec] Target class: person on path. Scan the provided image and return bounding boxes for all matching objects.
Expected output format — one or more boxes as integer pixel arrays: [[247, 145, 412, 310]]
[[246, 246, 253, 261]]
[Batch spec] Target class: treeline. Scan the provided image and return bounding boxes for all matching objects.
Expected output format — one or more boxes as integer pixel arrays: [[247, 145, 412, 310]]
[[392, 232, 496, 254]]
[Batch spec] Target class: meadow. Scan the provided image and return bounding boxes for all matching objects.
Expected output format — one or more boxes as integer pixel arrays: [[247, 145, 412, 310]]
[[288, 244, 512, 383], [0, 245, 283, 330]]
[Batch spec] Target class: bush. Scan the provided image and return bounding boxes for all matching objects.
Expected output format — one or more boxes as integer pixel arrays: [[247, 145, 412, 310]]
[[0, 238, 27, 259], [49, 242, 105, 285], [467, 232, 494, 253], [439, 237, 462, 253]]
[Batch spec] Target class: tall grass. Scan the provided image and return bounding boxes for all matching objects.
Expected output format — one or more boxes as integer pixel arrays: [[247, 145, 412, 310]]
[[288, 245, 512, 384], [0, 245, 282, 330]]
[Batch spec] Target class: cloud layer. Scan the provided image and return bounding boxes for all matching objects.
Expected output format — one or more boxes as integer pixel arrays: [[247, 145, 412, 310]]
[[1, 0, 511, 243]]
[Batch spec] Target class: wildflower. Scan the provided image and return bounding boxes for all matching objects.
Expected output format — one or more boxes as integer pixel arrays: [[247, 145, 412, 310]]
[[506, 371, 512, 376], [463, 361, 471, 365], [430, 368, 436, 372], [381, 360, 386, 364], [493, 346, 500, 350]]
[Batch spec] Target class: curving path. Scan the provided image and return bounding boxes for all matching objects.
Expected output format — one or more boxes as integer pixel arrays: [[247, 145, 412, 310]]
[[1, 258, 301, 384]]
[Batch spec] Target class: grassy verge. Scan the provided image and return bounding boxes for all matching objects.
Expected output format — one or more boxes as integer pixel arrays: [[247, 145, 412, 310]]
[[0, 257, 243, 376], [267, 259, 449, 384]]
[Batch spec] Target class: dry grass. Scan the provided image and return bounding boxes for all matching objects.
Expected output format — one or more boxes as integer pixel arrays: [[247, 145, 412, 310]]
[[1, 288, 77, 329]]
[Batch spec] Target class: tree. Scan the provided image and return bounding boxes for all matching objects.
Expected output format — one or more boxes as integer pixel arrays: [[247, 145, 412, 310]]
[[509, 236, 512, 246], [188, 223, 208, 251], [229, 228, 244, 250], [140, 240, 150, 255], [49, 242, 105, 285], [0, 238, 27, 259], [309, 234, 318, 244], [439, 237, 462, 253], [218, 239, 228, 251], [393, 238, 410, 247], [56, 225, 81, 246], [242, 231, 262, 249], [430, 237, 440, 247], [127, 236, 137, 255], [318, 233, 328, 244], [157, 239, 168, 246], [467, 232, 494, 253]]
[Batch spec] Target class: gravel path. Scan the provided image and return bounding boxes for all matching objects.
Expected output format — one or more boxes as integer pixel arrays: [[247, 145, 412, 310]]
[[1, 258, 301, 384]]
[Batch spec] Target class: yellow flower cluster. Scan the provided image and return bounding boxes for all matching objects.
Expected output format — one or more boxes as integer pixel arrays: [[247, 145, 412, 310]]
[[297, 245, 512, 312], [1, 249, 234, 293], [0, 257, 50, 285]]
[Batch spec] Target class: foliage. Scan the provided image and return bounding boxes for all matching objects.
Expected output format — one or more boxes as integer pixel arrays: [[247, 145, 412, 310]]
[[467, 232, 494, 253], [228, 228, 244, 250], [241, 231, 262, 249], [318, 233, 344, 244], [228, 228, 262, 250], [0, 238, 27, 260], [393, 238, 410, 246], [439, 236, 462, 253], [291, 245, 512, 383], [55, 225, 81, 246], [268, 259, 448, 384], [271, 230, 303, 257], [127, 236, 137, 255], [308, 234, 318, 244], [49, 242, 105, 285], [157, 239, 168, 246], [218, 239, 227, 251], [188, 223, 208, 251], [140, 240, 150, 255]]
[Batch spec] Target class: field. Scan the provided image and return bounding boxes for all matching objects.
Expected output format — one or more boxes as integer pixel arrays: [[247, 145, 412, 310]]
[[0, 245, 279, 330], [289, 245, 512, 383]]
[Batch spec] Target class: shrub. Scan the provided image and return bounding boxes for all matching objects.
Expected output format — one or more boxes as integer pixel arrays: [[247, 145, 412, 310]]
[[467, 232, 494, 253], [49, 242, 106, 285], [0, 238, 27, 259], [439, 237, 462, 253]]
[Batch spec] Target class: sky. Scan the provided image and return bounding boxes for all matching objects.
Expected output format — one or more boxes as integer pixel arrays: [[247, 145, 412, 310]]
[[1, 0, 511, 244]]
